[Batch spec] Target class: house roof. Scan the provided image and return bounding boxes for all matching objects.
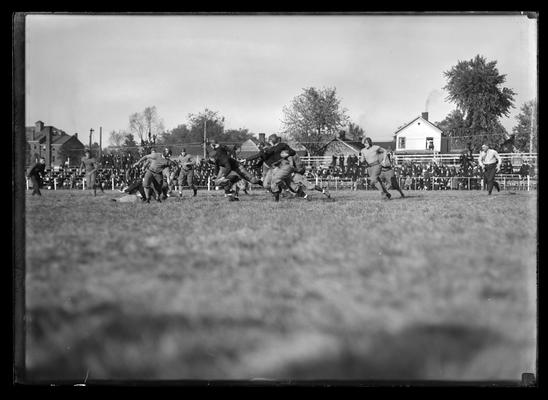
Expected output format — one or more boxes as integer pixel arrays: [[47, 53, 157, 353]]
[[286, 141, 308, 153], [52, 135, 74, 145], [237, 138, 261, 158], [376, 141, 396, 150], [394, 116, 443, 135], [320, 136, 364, 153]]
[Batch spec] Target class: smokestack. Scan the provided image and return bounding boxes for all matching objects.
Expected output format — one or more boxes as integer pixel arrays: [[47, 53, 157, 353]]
[[422, 112, 429, 121], [45, 127, 52, 168], [259, 133, 266, 143], [35, 120, 44, 133]]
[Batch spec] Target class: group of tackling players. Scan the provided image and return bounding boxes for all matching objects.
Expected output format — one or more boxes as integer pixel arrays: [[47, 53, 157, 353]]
[[116, 133, 403, 203], [28, 133, 405, 202]]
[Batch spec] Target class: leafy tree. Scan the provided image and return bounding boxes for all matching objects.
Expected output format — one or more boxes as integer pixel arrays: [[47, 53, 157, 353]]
[[435, 109, 466, 133], [443, 55, 516, 150], [512, 100, 538, 152], [346, 121, 365, 141], [159, 124, 191, 145], [109, 129, 128, 148], [281, 87, 350, 155], [223, 128, 255, 145], [188, 108, 225, 143]]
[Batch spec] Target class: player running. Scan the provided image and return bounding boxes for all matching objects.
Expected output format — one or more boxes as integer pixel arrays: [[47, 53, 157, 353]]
[[27, 157, 46, 196], [284, 151, 331, 200], [174, 147, 198, 198], [132, 147, 178, 203], [245, 134, 296, 202], [79, 150, 103, 196], [359, 137, 393, 200], [208, 139, 261, 201], [378, 147, 405, 198]]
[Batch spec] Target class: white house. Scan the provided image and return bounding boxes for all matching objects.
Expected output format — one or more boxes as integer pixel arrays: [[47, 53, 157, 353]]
[[394, 112, 446, 153]]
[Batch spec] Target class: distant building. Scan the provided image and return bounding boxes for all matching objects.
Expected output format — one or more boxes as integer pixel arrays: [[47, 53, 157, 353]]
[[394, 112, 448, 154], [237, 137, 262, 159], [319, 131, 364, 157], [236, 133, 308, 159], [26, 120, 86, 167]]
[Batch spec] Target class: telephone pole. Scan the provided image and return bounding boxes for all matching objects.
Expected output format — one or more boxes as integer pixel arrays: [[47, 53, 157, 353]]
[[99, 126, 102, 160], [89, 128, 94, 152], [529, 102, 535, 154], [203, 118, 207, 159]]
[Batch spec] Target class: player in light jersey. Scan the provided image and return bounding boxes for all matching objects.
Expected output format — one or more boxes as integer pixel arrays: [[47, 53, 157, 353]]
[[133, 148, 178, 203], [79, 150, 104, 196], [359, 137, 392, 200]]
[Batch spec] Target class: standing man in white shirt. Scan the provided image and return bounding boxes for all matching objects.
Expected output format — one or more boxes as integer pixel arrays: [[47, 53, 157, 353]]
[[478, 144, 502, 195]]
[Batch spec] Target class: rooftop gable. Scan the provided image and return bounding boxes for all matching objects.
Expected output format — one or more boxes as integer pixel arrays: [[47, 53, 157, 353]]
[[394, 116, 443, 136]]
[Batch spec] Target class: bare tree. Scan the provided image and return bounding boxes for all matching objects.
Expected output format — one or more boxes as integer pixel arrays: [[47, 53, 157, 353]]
[[129, 106, 165, 143]]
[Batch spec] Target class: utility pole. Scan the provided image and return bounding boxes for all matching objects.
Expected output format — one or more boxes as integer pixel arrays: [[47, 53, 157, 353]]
[[99, 126, 102, 160], [203, 118, 207, 159], [89, 128, 94, 152], [529, 102, 535, 154]]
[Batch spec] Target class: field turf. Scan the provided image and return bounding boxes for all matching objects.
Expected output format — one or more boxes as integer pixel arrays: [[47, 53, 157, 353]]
[[23, 188, 537, 382]]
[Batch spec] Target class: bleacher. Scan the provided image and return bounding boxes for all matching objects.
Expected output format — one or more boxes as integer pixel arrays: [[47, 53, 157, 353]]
[[26, 152, 537, 192]]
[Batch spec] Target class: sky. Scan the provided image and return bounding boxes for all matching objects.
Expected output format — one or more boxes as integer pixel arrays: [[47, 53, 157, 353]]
[[25, 13, 538, 147]]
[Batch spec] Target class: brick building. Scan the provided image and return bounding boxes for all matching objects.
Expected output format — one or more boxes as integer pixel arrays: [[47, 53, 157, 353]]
[[26, 120, 85, 167]]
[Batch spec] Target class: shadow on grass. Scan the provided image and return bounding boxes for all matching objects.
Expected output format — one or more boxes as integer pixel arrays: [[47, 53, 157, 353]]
[[272, 323, 502, 380], [25, 303, 266, 381], [25, 302, 503, 382]]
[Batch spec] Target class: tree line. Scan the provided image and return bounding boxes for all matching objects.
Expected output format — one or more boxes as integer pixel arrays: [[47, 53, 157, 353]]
[[106, 54, 536, 157]]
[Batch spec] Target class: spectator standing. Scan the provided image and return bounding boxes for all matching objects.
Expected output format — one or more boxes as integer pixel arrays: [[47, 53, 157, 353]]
[[478, 144, 502, 195]]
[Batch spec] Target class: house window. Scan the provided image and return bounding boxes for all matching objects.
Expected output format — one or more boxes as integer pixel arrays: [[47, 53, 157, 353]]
[[398, 137, 406, 149], [426, 137, 434, 150]]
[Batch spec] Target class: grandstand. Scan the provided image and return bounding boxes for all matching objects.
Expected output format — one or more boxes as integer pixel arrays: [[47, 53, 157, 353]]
[[27, 151, 537, 193]]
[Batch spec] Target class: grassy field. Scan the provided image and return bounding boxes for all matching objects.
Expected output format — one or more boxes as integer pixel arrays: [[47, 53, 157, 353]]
[[23, 188, 537, 383]]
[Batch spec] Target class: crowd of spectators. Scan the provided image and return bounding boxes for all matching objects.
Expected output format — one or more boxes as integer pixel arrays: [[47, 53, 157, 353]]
[[30, 153, 537, 192]]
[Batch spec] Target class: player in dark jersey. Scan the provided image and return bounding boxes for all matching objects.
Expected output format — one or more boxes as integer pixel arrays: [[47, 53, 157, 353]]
[[245, 134, 296, 201], [27, 157, 46, 196], [207, 139, 261, 201]]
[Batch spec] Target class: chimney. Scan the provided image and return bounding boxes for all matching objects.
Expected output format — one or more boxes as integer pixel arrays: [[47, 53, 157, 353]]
[[259, 133, 266, 143], [422, 112, 429, 121], [338, 130, 346, 140], [45, 127, 52, 168], [74, 132, 78, 139], [35, 120, 44, 132]]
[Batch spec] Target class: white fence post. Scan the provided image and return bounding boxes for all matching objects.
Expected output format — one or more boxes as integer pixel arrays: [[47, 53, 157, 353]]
[[207, 177, 211, 191], [26, 178, 29, 190], [54, 178, 57, 190], [112, 176, 115, 190], [82, 178, 85, 190], [527, 175, 530, 191]]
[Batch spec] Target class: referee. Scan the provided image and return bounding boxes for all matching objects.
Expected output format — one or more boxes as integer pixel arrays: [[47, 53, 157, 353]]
[[478, 144, 502, 195]]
